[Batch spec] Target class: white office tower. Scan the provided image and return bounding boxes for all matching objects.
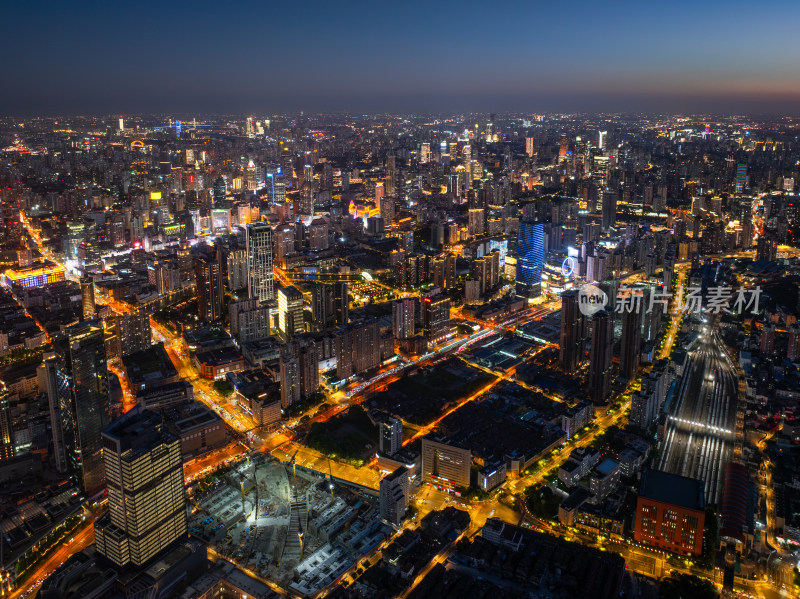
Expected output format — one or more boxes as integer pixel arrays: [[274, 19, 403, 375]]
[[379, 466, 409, 525], [278, 286, 304, 339], [392, 298, 416, 340], [246, 222, 274, 302], [379, 417, 403, 455], [94, 408, 187, 567]]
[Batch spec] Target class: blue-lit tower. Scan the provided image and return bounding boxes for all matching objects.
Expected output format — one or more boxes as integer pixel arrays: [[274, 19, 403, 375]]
[[515, 220, 544, 299], [735, 163, 747, 194]]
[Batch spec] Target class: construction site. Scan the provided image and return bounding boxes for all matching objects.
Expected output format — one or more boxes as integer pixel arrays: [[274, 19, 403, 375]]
[[189, 454, 390, 596]]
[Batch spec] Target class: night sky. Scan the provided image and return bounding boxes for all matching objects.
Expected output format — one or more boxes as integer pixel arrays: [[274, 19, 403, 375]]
[[3, 0, 800, 115]]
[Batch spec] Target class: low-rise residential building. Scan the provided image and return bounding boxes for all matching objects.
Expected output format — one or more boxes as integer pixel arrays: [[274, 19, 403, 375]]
[[561, 401, 593, 438], [164, 401, 227, 459], [589, 459, 621, 502], [195, 347, 245, 380]]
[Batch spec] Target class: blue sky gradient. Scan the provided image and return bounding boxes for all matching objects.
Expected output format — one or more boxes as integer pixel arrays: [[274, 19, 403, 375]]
[[3, 0, 799, 114]]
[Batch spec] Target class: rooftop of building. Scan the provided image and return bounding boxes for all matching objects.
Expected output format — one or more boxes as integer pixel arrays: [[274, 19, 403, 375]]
[[383, 466, 409, 484], [595, 459, 620, 477], [103, 407, 178, 457], [164, 400, 222, 434], [559, 459, 581, 473], [195, 345, 243, 365], [560, 487, 594, 511], [183, 326, 232, 349], [279, 285, 303, 298], [639, 468, 705, 512], [122, 342, 178, 385]]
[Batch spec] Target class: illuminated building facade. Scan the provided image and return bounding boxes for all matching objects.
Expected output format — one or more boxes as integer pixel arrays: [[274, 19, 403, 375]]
[[2, 262, 66, 288], [515, 221, 544, 299], [277, 286, 304, 339], [735, 163, 747, 194], [421, 436, 471, 492], [379, 466, 409, 525], [379, 417, 403, 455], [0, 382, 13, 462], [620, 289, 643, 380], [588, 308, 614, 403], [246, 222, 274, 302], [422, 294, 450, 346], [634, 469, 705, 556], [560, 289, 586, 372], [392, 297, 416, 340], [45, 322, 111, 497], [94, 408, 187, 567], [194, 246, 224, 323]]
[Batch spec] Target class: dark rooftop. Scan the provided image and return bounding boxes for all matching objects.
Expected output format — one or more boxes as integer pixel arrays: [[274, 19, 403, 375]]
[[639, 468, 705, 512], [103, 407, 178, 457]]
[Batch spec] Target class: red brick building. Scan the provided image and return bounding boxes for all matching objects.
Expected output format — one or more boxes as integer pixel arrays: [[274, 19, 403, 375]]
[[634, 469, 705, 556]]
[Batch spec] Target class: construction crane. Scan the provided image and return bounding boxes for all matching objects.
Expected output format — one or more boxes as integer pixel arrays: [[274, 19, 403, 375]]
[[291, 448, 300, 489], [344, 509, 359, 540], [240, 478, 248, 515], [327, 457, 335, 502]]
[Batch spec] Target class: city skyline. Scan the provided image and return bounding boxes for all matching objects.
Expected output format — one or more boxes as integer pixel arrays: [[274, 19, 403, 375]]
[[2, 2, 800, 594]]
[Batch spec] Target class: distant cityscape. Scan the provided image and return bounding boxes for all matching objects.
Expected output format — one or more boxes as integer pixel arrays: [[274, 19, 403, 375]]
[[0, 111, 798, 599]]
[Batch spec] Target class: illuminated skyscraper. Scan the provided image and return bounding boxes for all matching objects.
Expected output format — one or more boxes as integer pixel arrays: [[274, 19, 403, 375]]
[[526, 136, 535, 157], [620, 290, 643, 379], [379, 466, 409, 525], [601, 188, 617, 232], [385, 154, 396, 196], [392, 297, 416, 340], [307, 218, 329, 251], [515, 221, 544, 299], [113, 307, 152, 358], [735, 163, 747, 194], [301, 164, 314, 215], [194, 245, 224, 323], [80, 276, 95, 321], [588, 308, 614, 403], [39, 357, 70, 474], [212, 176, 226, 208], [279, 339, 319, 408], [559, 133, 568, 158], [94, 408, 187, 567], [46, 322, 111, 496], [311, 283, 334, 330], [598, 130, 607, 150], [246, 222, 274, 302], [420, 143, 430, 164], [229, 297, 270, 342], [756, 231, 777, 262], [0, 383, 12, 462], [559, 289, 585, 372], [278, 286, 304, 339], [310, 282, 347, 330], [379, 417, 403, 455], [422, 294, 450, 346], [468, 208, 485, 236], [377, 181, 395, 223], [432, 253, 456, 290], [334, 282, 349, 325]]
